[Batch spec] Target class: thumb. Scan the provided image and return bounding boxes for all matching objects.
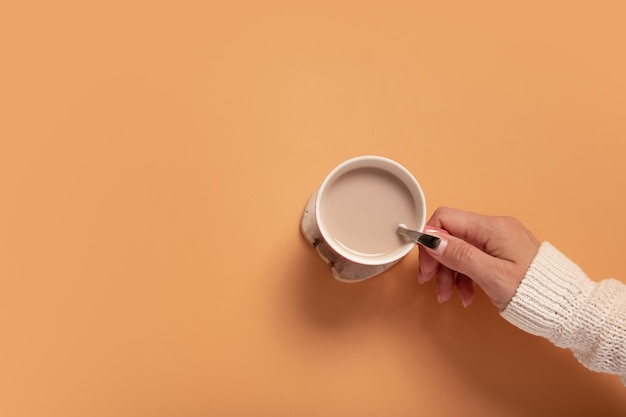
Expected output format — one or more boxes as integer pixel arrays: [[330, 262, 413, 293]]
[[424, 230, 500, 287]]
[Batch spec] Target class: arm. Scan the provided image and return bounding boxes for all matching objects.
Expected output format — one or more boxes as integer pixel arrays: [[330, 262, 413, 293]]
[[501, 242, 626, 383]]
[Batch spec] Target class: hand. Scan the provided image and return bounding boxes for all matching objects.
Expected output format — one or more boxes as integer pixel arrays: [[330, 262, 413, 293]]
[[418, 207, 541, 310]]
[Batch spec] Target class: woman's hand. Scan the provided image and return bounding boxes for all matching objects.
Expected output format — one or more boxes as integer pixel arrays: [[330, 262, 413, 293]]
[[418, 207, 541, 310]]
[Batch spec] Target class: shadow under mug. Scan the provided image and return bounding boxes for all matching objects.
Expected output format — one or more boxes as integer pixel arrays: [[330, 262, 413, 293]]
[[300, 156, 427, 282]]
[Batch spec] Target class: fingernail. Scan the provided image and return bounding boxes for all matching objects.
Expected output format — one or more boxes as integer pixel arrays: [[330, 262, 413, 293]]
[[437, 294, 444, 304], [418, 269, 433, 283], [461, 292, 474, 308], [423, 231, 448, 257]]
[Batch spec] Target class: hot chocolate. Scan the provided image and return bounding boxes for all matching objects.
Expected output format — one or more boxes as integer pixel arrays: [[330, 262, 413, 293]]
[[319, 167, 417, 257]]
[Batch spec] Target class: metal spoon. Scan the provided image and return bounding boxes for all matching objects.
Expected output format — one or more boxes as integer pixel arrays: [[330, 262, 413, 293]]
[[396, 225, 441, 250]]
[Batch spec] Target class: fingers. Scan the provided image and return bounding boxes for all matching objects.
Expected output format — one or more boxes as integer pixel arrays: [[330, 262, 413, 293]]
[[426, 207, 499, 250], [418, 226, 449, 283], [421, 252, 475, 307], [418, 252, 438, 283], [455, 274, 475, 308], [419, 212, 503, 308], [436, 264, 455, 303], [425, 231, 501, 290], [418, 224, 478, 307]]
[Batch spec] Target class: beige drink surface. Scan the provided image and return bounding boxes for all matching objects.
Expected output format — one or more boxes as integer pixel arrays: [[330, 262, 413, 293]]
[[320, 167, 417, 256]]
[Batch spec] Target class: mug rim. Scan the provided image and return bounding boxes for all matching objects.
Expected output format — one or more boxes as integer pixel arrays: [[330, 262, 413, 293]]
[[315, 155, 427, 265]]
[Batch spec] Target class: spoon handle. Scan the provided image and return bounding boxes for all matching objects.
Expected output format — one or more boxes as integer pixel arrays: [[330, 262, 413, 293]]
[[396, 226, 441, 250]]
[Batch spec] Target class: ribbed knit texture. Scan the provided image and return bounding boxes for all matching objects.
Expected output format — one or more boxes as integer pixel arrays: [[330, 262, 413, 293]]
[[501, 242, 626, 385]]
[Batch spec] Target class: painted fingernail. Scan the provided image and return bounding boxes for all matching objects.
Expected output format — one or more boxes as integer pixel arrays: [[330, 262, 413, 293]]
[[424, 231, 448, 257]]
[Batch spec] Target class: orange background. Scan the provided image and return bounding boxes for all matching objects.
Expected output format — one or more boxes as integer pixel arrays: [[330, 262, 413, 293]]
[[1, 1, 626, 416]]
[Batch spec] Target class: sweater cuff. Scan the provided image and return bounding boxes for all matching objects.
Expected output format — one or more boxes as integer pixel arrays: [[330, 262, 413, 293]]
[[500, 242, 594, 343]]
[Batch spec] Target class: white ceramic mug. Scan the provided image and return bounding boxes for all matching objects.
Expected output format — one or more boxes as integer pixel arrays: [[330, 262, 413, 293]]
[[300, 156, 427, 282]]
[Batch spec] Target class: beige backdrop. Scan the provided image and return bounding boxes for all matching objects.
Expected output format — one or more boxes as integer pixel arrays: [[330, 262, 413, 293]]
[[2, 1, 626, 416]]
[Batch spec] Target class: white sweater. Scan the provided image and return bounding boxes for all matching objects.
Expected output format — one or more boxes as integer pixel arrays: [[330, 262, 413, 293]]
[[501, 242, 626, 385]]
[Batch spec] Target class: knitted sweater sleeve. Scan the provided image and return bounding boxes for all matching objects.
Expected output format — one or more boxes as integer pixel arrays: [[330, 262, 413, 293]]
[[500, 242, 626, 385]]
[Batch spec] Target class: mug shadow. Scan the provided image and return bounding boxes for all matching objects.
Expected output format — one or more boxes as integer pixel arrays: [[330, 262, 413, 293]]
[[287, 239, 382, 330], [283, 237, 626, 416]]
